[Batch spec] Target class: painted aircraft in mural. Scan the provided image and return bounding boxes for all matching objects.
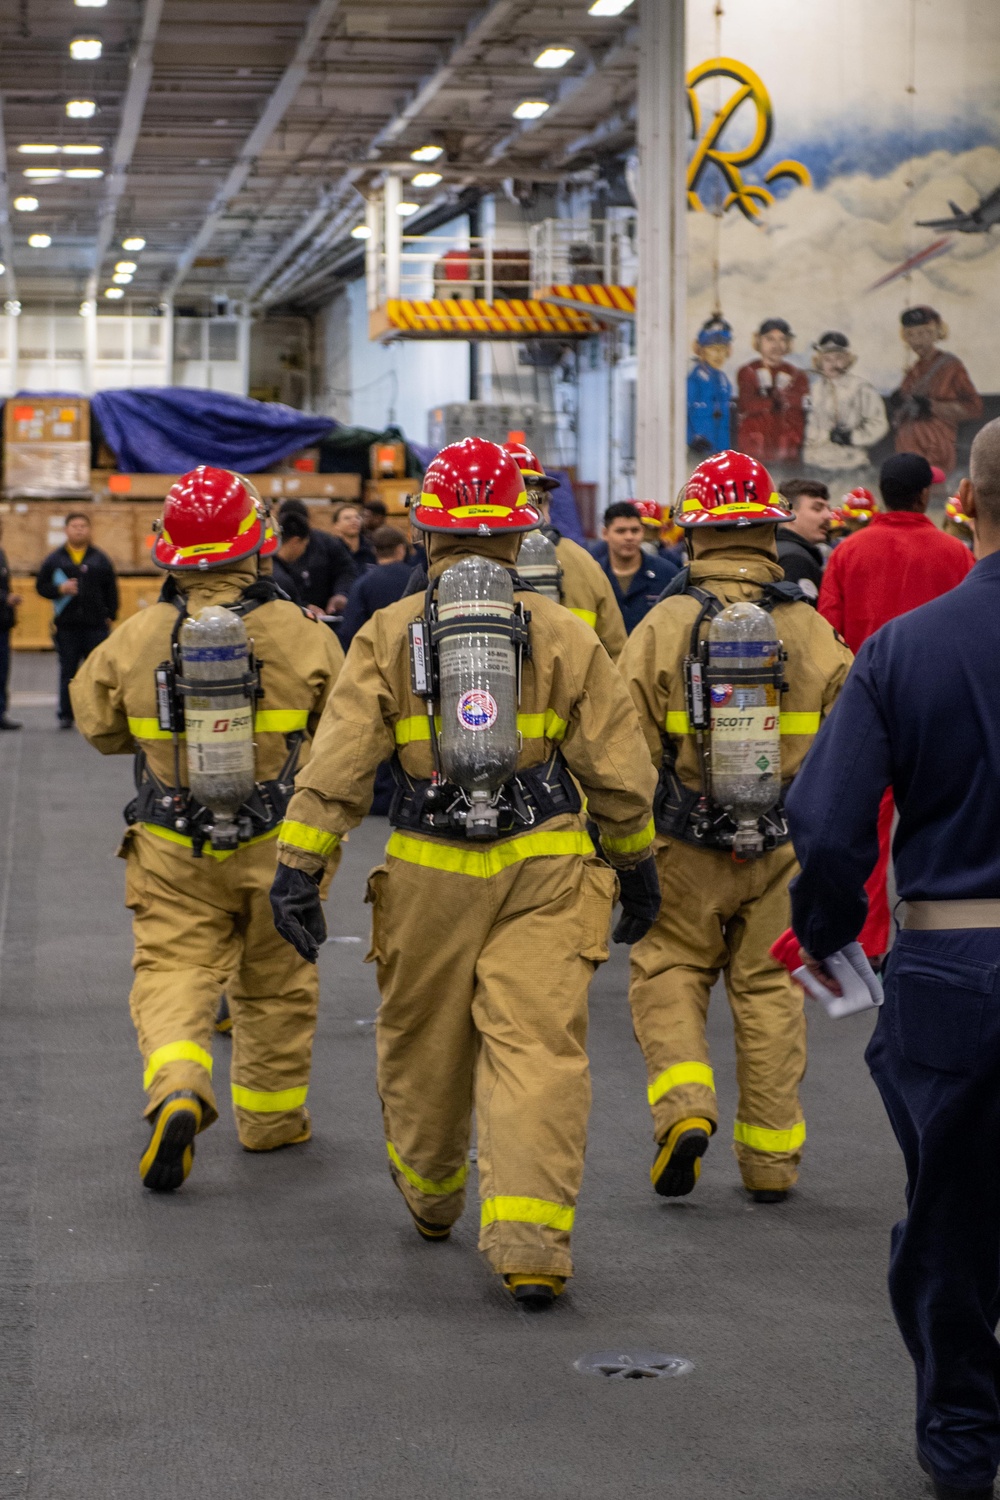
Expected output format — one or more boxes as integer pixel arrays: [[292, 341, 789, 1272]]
[[916, 184, 1000, 234], [868, 183, 1000, 290]]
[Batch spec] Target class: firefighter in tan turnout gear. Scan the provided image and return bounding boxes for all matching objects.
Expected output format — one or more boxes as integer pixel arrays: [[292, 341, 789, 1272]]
[[502, 438, 627, 660], [270, 438, 657, 1310], [72, 468, 343, 1192], [618, 451, 853, 1203]]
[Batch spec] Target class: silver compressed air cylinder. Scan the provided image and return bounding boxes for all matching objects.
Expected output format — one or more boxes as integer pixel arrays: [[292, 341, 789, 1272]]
[[707, 601, 781, 858], [179, 604, 256, 848], [436, 557, 520, 817], [516, 528, 562, 602]]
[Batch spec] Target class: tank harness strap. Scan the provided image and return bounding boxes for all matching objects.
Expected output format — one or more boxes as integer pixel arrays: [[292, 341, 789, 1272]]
[[387, 747, 581, 844]]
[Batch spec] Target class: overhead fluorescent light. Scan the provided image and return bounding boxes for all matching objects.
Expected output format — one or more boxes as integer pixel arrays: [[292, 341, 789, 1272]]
[[70, 38, 103, 59], [66, 168, 104, 179], [411, 172, 442, 187], [587, 0, 634, 13], [104, 287, 125, 299], [63, 144, 103, 155], [28, 234, 52, 248], [115, 261, 137, 273], [66, 99, 97, 118], [350, 224, 372, 239], [396, 202, 420, 217], [513, 101, 550, 120], [13, 197, 39, 212], [24, 168, 63, 180], [122, 237, 146, 252], [410, 144, 443, 163], [112, 272, 133, 284], [534, 48, 575, 69], [18, 144, 59, 155], [75, 0, 109, 7], [80, 300, 96, 317], [0, 265, 5, 277]]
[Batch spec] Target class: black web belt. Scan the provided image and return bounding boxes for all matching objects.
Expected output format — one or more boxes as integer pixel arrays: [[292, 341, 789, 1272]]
[[388, 749, 581, 843]]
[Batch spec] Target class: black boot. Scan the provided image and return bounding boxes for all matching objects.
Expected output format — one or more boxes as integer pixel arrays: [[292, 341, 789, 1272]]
[[918, 1445, 996, 1498]]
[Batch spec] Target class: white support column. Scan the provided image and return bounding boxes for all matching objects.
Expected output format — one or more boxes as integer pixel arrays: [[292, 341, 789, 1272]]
[[636, 0, 687, 504], [384, 175, 402, 301], [82, 301, 97, 393], [5, 300, 20, 394], [159, 298, 173, 386], [365, 195, 380, 312]]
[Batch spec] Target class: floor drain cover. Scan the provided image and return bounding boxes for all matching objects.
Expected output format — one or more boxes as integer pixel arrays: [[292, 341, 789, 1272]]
[[575, 1351, 694, 1380]]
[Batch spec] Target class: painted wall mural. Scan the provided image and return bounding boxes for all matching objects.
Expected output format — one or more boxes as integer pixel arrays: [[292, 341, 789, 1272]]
[[684, 0, 1000, 482]]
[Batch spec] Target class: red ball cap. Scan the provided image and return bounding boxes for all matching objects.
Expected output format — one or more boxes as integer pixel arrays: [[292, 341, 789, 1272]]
[[502, 438, 559, 491], [152, 467, 275, 571], [673, 450, 791, 527], [413, 437, 541, 534]]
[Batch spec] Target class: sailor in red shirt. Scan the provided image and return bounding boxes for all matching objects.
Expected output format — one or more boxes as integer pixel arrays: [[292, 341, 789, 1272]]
[[819, 452, 974, 955]]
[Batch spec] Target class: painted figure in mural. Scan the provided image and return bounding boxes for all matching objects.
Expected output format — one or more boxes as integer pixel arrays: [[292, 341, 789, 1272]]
[[687, 315, 734, 457], [802, 332, 888, 474], [736, 318, 810, 468], [889, 306, 983, 476]]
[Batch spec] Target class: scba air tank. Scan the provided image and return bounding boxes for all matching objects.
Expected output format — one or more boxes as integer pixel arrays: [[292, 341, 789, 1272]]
[[437, 557, 519, 836], [517, 529, 561, 601], [180, 605, 256, 849], [707, 601, 781, 859]]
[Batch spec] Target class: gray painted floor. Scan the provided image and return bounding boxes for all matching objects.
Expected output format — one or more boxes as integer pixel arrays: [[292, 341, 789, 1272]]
[[0, 653, 925, 1500]]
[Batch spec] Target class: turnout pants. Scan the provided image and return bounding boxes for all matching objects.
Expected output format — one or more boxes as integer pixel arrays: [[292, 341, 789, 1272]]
[[122, 826, 319, 1150], [867, 928, 1000, 1493], [365, 846, 617, 1279], [629, 837, 806, 1191]]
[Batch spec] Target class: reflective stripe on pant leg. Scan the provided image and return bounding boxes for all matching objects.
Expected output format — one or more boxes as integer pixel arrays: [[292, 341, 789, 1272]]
[[733, 1119, 806, 1153], [143, 1040, 213, 1091], [231, 1083, 308, 1113], [387, 1141, 469, 1196], [647, 1060, 716, 1107], [480, 1196, 575, 1232]]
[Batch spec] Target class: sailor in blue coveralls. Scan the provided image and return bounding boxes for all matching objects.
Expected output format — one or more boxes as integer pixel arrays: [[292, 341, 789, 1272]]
[[785, 418, 1000, 1500], [687, 315, 735, 457]]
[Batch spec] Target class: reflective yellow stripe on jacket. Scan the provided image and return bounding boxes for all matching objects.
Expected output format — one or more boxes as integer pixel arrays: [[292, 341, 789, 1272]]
[[231, 1083, 308, 1113], [665, 711, 821, 736], [143, 1040, 213, 1091], [733, 1119, 806, 1153], [480, 1195, 575, 1232], [386, 827, 593, 879], [387, 1141, 469, 1196], [603, 818, 655, 857], [568, 607, 597, 628], [277, 820, 341, 858], [648, 1060, 716, 1107], [394, 709, 568, 745], [129, 707, 310, 741]]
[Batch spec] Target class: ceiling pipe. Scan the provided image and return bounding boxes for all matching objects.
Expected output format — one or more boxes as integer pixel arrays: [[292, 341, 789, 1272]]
[[0, 95, 18, 301]]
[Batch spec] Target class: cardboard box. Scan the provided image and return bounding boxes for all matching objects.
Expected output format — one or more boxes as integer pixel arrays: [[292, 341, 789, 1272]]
[[5, 443, 91, 498], [363, 477, 416, 516], [4, 398, 89, 445]]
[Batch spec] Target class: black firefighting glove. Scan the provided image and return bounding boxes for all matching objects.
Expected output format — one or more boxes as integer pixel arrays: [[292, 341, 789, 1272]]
[[270, 863, 327, 964], [612, 854, 661, 945]]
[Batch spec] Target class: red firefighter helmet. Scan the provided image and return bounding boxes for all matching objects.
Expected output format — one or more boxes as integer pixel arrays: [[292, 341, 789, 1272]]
[[673, 450, 791, 527], [631, 499, 663, 528], [502, 438, 559, 491], [945, 494, 972, 526], [152, 467, 276, 571], [839, 486, 877, 523], [412, 437, 540, 533]]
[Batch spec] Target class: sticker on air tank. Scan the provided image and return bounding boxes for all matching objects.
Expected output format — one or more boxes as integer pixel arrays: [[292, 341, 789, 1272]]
[[457, 689, 498, 732], [710, 683, 734, 706], [710, 706, 778, 738]]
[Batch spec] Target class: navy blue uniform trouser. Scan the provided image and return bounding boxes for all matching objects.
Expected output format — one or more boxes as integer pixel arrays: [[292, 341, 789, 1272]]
[[0, 628, 10, 719], [54, 624, 108, 722], [866, 928, 1000, 1490]]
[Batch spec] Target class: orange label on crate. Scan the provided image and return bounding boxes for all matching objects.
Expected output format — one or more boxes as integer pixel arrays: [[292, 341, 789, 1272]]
[[59, 409, 77, 423], [12, 406, 34, 421], [108, 475, 132, 494]]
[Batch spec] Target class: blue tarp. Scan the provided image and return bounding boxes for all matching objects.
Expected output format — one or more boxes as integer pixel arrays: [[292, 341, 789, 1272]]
[[90, 388, 336, 474]]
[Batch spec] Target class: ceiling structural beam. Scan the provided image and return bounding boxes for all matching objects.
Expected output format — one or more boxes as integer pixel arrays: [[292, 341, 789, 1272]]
[[253, 194, 365, 307], [243, 173, 362, 302], [550, 101, 637, 167], [85, 0, 166, 304], [0, 95, 18, 302], [484, 30, 637, 166], [164, 0, 343, 299], [367, 0, 527, 152]]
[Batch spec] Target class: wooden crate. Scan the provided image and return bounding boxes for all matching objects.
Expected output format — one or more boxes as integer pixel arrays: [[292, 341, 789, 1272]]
[[10, 571, 165, 650], [363, 477, 416, 516]]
